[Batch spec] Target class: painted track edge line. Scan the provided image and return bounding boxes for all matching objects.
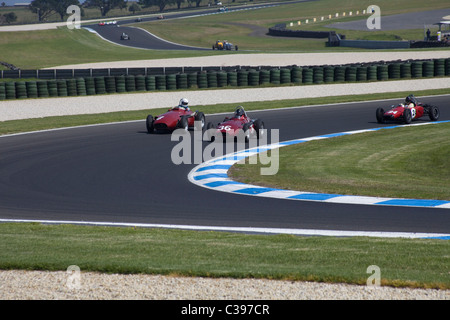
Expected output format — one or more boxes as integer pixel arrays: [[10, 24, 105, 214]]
[[0, 219, 449, 239], [188, 121, 450, 210]]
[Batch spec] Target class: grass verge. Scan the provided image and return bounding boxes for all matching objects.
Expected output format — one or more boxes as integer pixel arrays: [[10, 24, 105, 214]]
[[0, 223, 448, 289], [230, 122, 450, 200]]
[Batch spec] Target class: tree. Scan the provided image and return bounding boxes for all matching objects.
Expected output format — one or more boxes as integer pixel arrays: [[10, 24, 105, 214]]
[[187, 0, 202, 8], [29, 0, 81, 22], [54, 0, 80, 21], [129, 3, 141, 14], [85, 0, 127, 17], [29, 0, 55, 22], [0, 12, 17, 24], [139, 0, 176, 12]]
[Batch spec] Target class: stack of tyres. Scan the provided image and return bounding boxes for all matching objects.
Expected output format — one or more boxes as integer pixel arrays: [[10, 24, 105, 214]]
[[312, 67, 324, 84], [291, 67, 302, 84], [259, 69, 270, 85], [16, 82, 27, 99], [302, 68, 313, 84], [400, 63, 411, 79], [422, 60, 434, 77], [0, 82, 6, 100], [377, 65, 388, 81], [5, 82, 15, 99], [388, 63, 401, 79], [445, 58, 450, 75], [367, 65, 378, 81], [94, 77, 106, 94], [166, 74, 177, 90], [345, 66, 357, 82], [334, 66, 346, 82], [411, 61, 423, 78], [187, 73, 197, 88], [197, 72, 207, 89], [217, 71, 228, 87], [356, 66, 367, 81], [37, 81, 49, 98], [156, 75, 167, 90], [323, 66, 334, 83], [248, 70, 260, 86], [85, 77, 96, 95], [207, 71, 217, 88], [115, 76, 126, 93], [105, 76, 116, 93], [135, 75, 146, 91], [227, 71, 237, 87], [433, 59, 445, 76], [237, 70, 248, 86], [280, 68, 291, 84], [125, 75, 136, 92], [269, 69, 280, 85], [66, 79, 77, 96], [57, 80, 68, 97], [76, 78, 87, 96], [26, 81, 38, 98], [47, 80, 59, 97], [176, 73, 188, 89], [145, 75, 156, 91]]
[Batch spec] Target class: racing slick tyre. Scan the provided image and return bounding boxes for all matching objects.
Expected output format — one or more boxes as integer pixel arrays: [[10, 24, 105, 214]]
[[376, 108, 386, 124], [178, 116, 189, 132], [403, 108, 412, 124], [194, 111, 205, 131], [146, 115, 155, 133], [427, 105, 440, 121], [254, 119, 265, 139], [205, 122, 216, 142], [242, 122, 251, 143]]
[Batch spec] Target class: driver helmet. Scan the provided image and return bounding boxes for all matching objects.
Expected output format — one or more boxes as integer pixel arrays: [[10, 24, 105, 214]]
[[405, 94, 417, 106], [179, 98, 189, 109], [234, 106, 244, 118]]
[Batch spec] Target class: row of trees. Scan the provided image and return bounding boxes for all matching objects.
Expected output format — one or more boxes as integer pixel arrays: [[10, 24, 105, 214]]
[[29, 0, 211, 22]]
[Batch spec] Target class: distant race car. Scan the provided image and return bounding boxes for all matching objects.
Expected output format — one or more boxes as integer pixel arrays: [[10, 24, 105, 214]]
[[120, 32, 130, 40], [206, 106, 265, 142], [99, 20, 117, 26], [376, 95, 440, 124], [212, 40, 236, 50], [146, 107, 205, 133]]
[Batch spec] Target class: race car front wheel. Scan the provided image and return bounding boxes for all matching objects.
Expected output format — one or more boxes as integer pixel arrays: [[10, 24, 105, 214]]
[[403, 108, 412, 124]]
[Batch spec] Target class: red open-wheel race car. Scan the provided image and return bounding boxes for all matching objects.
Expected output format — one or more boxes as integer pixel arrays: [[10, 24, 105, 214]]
[[205, 106, 265, 142], [376, 95, 440, 124], [146, 98, 205, 133]]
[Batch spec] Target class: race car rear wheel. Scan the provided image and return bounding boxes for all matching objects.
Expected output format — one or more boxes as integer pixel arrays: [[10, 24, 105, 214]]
[[178, 116, 189, 131], [427, 105, 440, 121], [242, 123, 251, 142], [254, 119, 265, 139], [146, 115, 154, 133], [376, 108, 386, 124], [403, 108, 412, 124]]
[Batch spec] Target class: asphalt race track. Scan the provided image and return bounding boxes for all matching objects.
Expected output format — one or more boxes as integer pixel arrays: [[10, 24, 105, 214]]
[[0, 96, 449, 235], [84, 0, 312, 50]]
